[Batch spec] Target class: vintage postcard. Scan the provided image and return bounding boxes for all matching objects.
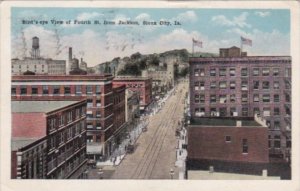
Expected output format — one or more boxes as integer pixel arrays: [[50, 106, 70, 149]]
[[0, 1, 299, 191]]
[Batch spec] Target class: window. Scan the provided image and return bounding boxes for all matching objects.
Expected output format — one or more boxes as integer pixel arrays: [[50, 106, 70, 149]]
[[230, 94, 236, 103], [285, 94, 291, 102], [225, 136, 231, 142], [241, 68, 248, 76], [96, 86, 101, 95], [42, 86, 48, 95], [274, 94, 280, 102], [200, 95, 205, 103], [241, 94, 248, 103], [242, 107, 248, 116], [253, 68, 259, 76], [262, 94, 270, 103], [96, 121, 101, 130], [241, 81, 248, 90], [86, 85, 93, 95], [75, 85, 82, 95], [262, 81, 270, 89], [219, 95, 227, 103], [59, 115, 64, 126], [87, 98, 93, 108], [219, 68, 226, 76], [263, 108, 271, 117], [194, 81, 200, 90], [210, 95, 216, 103], [285, 81, 291, 89], [210, 68, 216, 76], [262, 68, 270, 76], [210, 108, 218, 116], [285, 68, 291, 77], [274, 108, 280, 115], [195, 94, 200, 103], [200, 81, 205, 90], [20, 86, 27, 95], [274, 136, 281, 149], [31, 86, 38, 95], [220, 107, 227, 116], [87, 122, 93, 129], [273, 81, 280, 89], [242, 139, 248, 154], [253, 107, 260, 115], [219, 81, 227, 89], [210, 82, 216, 89], [11, 86, 16, 95], [230, 81, 235, 89], [53, 86, 60, 95], [67, 111, 73, 122], [64, 86, 71, 95], [194, 69, 199, 76], [274, 121, 280, 130], [229, 68, 236, 76], [253, 81, 259, 90], [96, 110, 101, 117], [200, 69, 205, 76], [273, 68, 280, 76], [230, 108, 237, 116], [253, 94, 259, 102], [96, 99, 101, 106]]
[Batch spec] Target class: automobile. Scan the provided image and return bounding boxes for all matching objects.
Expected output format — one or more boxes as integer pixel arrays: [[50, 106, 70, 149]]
[[126, 144, 135, 154], [142, 127, 148, 132]]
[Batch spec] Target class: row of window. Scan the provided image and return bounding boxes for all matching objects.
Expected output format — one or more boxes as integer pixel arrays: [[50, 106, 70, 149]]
[[194, 67, 291, 77], [194, 93, 290, 104], [11, 85, 102, 95], [194, 107, 291, 117], [194, 80, 290, 90], [48, 108, 86, 131]]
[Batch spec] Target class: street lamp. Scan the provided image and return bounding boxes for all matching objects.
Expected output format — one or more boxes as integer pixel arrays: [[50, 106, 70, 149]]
[[98, 167, 104, 179], [169, 168, 175, 179]]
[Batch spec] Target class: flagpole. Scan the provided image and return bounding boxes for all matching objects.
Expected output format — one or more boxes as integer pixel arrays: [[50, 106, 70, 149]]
[[192, 41, 194, 56], [240, 38, 243, 56]]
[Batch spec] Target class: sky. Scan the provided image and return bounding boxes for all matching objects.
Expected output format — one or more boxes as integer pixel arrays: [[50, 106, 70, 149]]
[[11, 8, 290, 67]]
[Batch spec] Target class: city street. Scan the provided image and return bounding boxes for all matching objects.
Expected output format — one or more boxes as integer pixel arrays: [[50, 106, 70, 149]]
[[111, 81, 188, 179]]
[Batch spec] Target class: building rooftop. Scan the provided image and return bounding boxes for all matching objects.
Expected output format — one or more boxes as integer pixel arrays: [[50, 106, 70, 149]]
[[11, 138, 42, 151], [12, 101, 79, 113], [12, 74, 113, 81], [190, 117, 262, 127], [189, 56, 291, 62], [113, 76, 152, 81]]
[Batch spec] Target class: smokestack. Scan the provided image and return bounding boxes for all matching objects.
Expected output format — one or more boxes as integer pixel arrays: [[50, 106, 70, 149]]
[[69, 47, 72, 61]]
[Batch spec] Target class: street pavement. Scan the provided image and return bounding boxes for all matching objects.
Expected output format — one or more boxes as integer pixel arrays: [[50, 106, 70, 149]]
[[111, 81, 188, 179]]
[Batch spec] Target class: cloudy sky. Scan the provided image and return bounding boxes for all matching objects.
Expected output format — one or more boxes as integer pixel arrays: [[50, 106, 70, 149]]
[[11, 8, 290, 66]]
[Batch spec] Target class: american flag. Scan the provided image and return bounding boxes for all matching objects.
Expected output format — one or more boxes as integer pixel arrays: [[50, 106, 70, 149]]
[[241, 36, 252, 46], [193, 38, 203, 48]]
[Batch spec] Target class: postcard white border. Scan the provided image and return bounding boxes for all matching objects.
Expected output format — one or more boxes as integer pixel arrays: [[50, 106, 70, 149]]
[[1, 1, 299, 191]]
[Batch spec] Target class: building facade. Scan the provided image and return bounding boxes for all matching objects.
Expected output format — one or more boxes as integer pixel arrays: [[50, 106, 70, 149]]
[[189, 49, 291, 159], [11, 100, 87, 179], [11, 74, 122, 160], [113, 77, 152, 110]]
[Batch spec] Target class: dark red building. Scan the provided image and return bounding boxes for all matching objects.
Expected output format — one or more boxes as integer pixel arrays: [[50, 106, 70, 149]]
[[189, 47, 291, 159], [11, 100, 87, 179], [113, 77, 152, 110], [11, 74, 125, 160]]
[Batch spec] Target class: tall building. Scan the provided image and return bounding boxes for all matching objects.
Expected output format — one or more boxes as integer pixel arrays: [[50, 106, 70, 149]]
[[11, 37, 66, 75], [11, 100, 87, 179], [189, 46, 291, 159], [113, 77, 152, 110], [11, 74, 125, 160]]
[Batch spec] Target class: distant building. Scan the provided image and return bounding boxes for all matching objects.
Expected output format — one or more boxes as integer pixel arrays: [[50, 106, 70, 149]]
[[11, 37, 66, 75], [125, 89, 140, 124], [189, 47, 291, 159], [142, 62, 174, 98], [11, 100, 87, 179], [68, 47, 87, 75], [186, 117, 290, 179], [11, 74, 125, 160], [113, 77, 152, 110]]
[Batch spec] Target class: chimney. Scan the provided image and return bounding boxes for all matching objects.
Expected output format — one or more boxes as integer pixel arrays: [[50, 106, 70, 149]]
[[236, 121, 242, 127], [69, 47, 72, 61]]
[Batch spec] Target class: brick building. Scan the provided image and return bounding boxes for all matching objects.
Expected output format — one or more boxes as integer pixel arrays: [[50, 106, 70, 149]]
[[113, 77, 152, 110], [11, 100, 87, 179], [11, 74, 125, 160], [189, 47, 291, 159]]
